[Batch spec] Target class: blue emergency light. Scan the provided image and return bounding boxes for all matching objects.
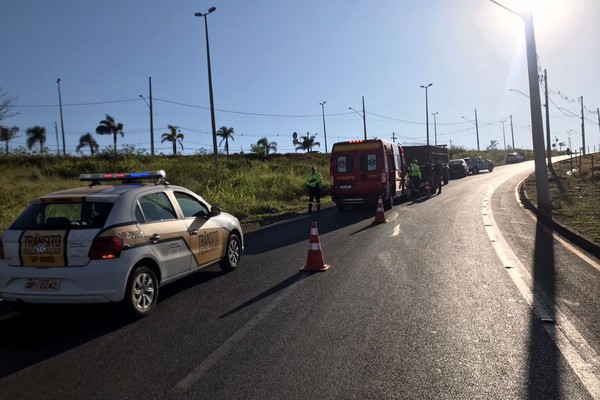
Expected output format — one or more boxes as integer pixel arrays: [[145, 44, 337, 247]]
[[80, 170, 166, 182]]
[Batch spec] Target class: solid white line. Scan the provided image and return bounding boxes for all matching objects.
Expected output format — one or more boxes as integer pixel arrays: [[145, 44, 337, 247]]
[[171, 274, 309, 394], [486, 185, 600, 398]]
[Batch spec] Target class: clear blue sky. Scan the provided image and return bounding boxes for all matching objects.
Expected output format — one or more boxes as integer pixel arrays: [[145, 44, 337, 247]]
[[2, 0, 599, 155]]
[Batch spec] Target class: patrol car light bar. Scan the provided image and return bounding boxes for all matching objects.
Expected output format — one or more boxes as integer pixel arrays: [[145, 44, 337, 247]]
[[80, 170, 166, 182]]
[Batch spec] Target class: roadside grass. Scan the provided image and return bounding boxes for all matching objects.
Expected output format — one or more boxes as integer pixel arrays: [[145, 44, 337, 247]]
[[524, 153, 600, 244], [0, 153, 332, 233]]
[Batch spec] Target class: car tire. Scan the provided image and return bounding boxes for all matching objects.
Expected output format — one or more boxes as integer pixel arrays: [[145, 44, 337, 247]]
[[219, 233, 241, 272], [472, 167, 479, 174], [124, 265, 158, 318], [488, 165, 494, 172]]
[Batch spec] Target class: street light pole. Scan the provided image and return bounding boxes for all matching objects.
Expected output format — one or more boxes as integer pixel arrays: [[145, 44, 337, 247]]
[[319, 101, 328, 153], [491, 0, 551, 216], [420, 83, 432, 146], [195, 7, 219, 171], [501, 120, 506, 150], [431, 112, 438, 146], [56, 78, 66, 156], [149, 77, 155, 156], [510, 114, 515, 149]]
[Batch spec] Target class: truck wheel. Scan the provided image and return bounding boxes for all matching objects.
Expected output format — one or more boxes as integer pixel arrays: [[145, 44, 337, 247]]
[[488, 165, 494, 172], [383, 196, 393, 210], [472, 167, 479, 174]]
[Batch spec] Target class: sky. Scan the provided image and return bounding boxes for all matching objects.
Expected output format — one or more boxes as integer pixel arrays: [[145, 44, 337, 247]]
[[2, 0, 599, 156]]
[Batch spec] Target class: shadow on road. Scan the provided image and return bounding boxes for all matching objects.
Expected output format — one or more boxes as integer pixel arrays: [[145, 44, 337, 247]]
[[243, 206, 374, 255], [527, 218, 559, 398]]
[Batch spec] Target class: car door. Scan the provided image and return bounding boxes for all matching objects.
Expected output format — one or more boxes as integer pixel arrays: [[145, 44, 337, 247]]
[[172, 191, 224, 269], [137, 192, 192, 280]]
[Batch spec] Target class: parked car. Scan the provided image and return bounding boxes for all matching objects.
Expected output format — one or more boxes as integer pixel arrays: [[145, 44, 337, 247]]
[[448, 159, 469, 178], [506, 152, 524, 164], [0, 170, 244, 317], [465, 156, 494, 174]]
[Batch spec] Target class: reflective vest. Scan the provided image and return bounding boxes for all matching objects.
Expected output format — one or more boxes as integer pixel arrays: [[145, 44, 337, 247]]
[[409, 163, 421, 179], [307, 172, 322, 188]]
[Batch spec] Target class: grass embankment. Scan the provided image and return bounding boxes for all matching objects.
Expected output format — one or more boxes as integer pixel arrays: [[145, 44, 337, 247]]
[[524, 153, 600, 244], [0, 153, 331, 233]]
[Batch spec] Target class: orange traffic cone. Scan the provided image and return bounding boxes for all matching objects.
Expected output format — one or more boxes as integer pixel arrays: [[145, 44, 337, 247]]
[[301, 221, 330, 271], [373, 196, 387, 224]]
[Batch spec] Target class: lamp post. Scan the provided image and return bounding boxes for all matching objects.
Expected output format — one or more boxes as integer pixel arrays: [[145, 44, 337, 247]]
[[510, 114, 515, 149], [56, 78, 66, 156], [319, 101, 328, 153], [139, 77, 155, 156], [195, 6, 219, 171], [348, 96, 367, 140], [420, 83, 433, 145], [501, 120, 506, 149], [490, 0, 551, 216], [431, 112, 438, 146], [461, 109, 480, 151]]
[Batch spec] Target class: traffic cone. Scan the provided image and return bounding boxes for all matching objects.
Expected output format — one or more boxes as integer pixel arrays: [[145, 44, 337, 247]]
[[301, 221, 330, 271], [373, 196, 387, 224]]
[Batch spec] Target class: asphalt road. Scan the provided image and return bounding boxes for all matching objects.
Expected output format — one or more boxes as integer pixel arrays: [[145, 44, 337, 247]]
[[0, 160, 598, 399]]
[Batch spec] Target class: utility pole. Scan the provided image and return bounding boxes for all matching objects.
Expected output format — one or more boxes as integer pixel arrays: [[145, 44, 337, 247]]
[[391, 132, 397, 143], [149, 77, 155, 156], [54, 122, 59, 154], [597, 108, 600, 151], [56, 79, 66, 156], [362, 96, 367, 140], [544, 69, 554, 173], [501, 120, 506, 150], [432, 112, 438, 146], [510, 114, 515, 149], [580, 96, 586, 155], [319, 101, 328, 153], [475, 108, 480, 152]]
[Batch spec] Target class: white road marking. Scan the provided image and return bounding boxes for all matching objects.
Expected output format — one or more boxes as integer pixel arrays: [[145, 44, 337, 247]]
[[391, 224, 401, 237], [171, 274, 309, 394], [485, 185, 600, 399]]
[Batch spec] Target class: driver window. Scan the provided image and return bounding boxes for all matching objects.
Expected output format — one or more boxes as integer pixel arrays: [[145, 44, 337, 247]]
[[174, 192, 209, 218]]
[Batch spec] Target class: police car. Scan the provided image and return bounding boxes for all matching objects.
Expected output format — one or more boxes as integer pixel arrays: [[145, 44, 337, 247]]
[[0, 170, 243, 317]]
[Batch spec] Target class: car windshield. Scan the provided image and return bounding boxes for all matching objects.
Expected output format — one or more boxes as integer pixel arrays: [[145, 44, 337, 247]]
[[9, 202, 113, 230]]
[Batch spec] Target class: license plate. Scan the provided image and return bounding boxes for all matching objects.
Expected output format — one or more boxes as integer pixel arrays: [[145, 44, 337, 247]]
[[25, 278, 61, 291], [339, 184, 352, 190]]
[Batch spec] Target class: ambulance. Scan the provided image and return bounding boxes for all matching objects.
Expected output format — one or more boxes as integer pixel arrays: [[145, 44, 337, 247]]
[[329, 139, 408, 210]]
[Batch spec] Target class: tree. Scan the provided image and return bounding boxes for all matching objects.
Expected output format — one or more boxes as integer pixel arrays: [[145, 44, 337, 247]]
[[0, 88, 20, 123], [217, 126, 235, 155], [26, 125, 47, 155], [0, 125, 19, 154], [251, 137, 277, 158], [95, 114, 124, 152], [486, 140, 499, 150], [76, 132, 99, 155], [161, 125, 184, 156], [293, 132, 320, 153]]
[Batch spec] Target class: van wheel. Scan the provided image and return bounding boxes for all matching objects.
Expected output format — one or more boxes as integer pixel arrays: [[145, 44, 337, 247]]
[[220, 233, 241, 272], [124, 265, 158, 318]]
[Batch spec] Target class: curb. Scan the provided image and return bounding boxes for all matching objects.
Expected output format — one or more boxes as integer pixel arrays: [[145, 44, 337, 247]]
[[519, 183, 600, 259]]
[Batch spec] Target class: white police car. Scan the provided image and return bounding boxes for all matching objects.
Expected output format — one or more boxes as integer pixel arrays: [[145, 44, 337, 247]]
[[0, 170, 243, 317]]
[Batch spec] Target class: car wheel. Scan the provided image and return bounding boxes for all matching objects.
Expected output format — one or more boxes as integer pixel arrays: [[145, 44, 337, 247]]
[[219, 233, 241, 272], [472, 167, 479, 174], [489, 165, 494, 172], [124, 265, 158, 318]]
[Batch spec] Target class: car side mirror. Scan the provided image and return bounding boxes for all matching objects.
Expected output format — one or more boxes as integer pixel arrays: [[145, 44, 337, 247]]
[[209, 206, 221, 217]]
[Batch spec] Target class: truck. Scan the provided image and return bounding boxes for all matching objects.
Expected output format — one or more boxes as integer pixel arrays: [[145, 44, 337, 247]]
[[464, 156, 494, 174], [402, 145, 449, 195], [329, 139, 408, 210]]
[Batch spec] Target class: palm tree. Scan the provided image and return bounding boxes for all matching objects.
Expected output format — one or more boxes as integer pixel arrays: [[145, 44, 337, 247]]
[[486, 140, 499, 150], [294, 132, 320, 153], [95, 114, 124, 152], [161, 125, 185, 155], [217, 126, 235, 155], [26, 125, 47, 155], [256, 137, 277, 155], [0, 125, 19, 154], [76, 132, 99, 155]]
